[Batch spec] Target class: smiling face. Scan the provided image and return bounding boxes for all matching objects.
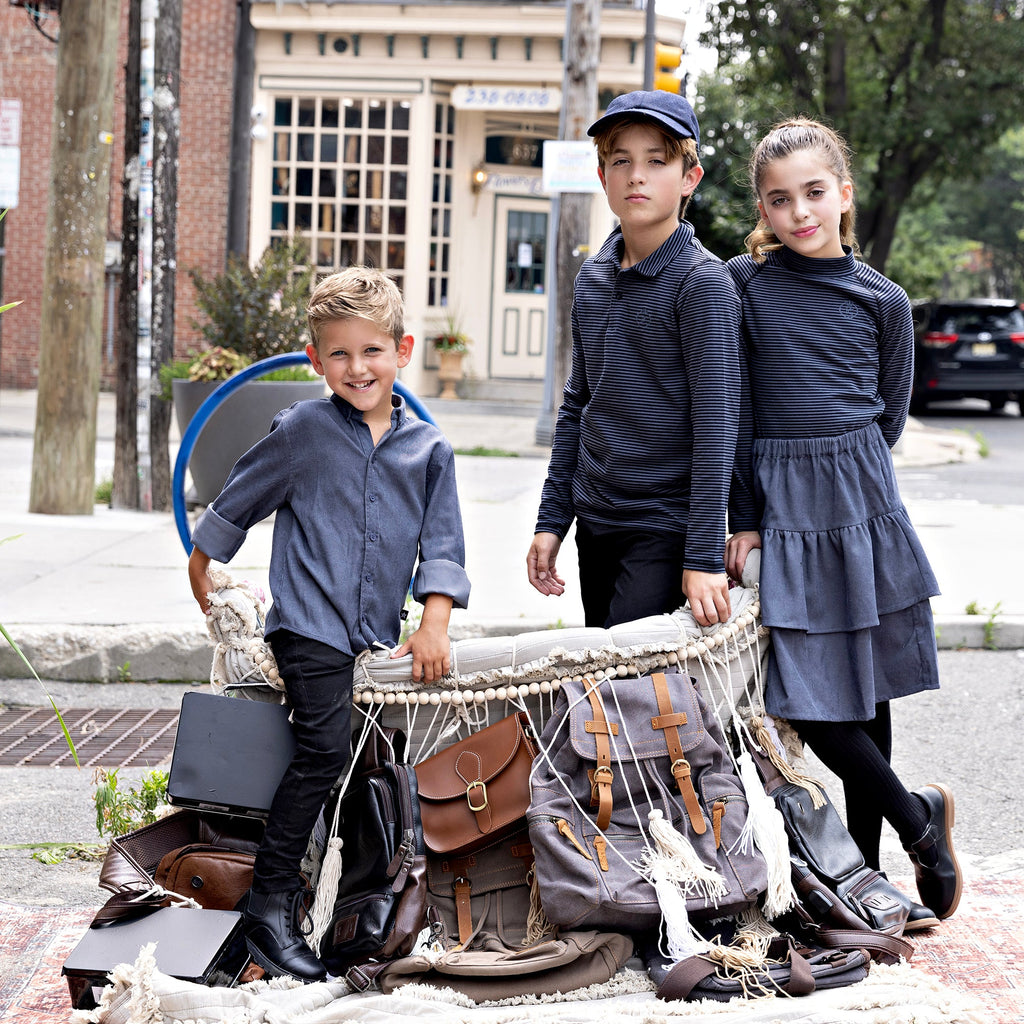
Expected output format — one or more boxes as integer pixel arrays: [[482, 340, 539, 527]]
[[756, 148, 853, 260], [597, 121, 703, 258], [306, 318, 412, 428]]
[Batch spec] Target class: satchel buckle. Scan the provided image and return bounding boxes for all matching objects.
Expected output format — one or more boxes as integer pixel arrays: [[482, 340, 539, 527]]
[[345, 964, 373, 992], [465, 779, 488, 812]]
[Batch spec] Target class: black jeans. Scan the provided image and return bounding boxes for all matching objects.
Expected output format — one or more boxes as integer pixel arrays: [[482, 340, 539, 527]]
[[575, 520, 688, 628], [253, 630, 353, 892]]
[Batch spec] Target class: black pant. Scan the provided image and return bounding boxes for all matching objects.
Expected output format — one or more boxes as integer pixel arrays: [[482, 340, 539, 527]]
[[575, 520, 688, 628], [253, 630, 353, 892]]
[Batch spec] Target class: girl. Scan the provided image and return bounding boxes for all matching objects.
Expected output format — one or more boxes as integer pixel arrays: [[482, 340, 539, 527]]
[[724, 118, 961, 928]]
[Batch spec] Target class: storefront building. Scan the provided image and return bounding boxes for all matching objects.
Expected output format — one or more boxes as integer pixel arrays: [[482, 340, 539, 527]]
[[0, 1, 685, 399]]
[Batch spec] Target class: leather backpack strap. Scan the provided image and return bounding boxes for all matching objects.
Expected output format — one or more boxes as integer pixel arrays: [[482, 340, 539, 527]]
[[583, 676, 616, 831], [655, 955, 719, 1001], [649, 672, 706, 835], [813, 926, 913, 965], [443, 853, 476, 948]]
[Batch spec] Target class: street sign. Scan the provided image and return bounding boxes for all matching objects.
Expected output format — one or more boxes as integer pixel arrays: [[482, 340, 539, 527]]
[[0, 100, 21, 208], [541, 140, 602, 194], [0, 99, 21, 146]]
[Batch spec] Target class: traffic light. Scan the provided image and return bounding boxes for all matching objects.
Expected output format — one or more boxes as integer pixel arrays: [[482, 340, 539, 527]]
[[654, 42, 683, 93]]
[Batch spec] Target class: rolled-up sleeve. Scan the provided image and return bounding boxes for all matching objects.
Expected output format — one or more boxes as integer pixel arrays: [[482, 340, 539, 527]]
[[412, 445, 471, 609]]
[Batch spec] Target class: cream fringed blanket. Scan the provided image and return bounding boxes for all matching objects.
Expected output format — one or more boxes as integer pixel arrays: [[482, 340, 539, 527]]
[[73, 945, 985, 1024]]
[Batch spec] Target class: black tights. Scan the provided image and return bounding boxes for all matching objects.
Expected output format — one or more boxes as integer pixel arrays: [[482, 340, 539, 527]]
[[788, 703, 928, 870]]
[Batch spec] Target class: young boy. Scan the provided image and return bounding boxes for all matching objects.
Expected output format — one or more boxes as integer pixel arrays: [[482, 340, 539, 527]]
[[187, 266, 471, 981], [527, 90, 752, 629]]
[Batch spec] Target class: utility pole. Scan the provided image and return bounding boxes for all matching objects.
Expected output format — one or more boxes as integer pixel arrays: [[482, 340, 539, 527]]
[[150, 0, 181, 510], [29, 0, 120, 514], [113, 0, 141, 510], [535, 0, 601, 445]]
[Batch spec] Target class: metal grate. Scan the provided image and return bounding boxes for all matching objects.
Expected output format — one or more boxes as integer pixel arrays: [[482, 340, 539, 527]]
[[0, 707, 179, 768]]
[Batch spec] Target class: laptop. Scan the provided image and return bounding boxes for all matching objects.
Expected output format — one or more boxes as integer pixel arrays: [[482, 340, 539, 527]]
[[167, 691, 296, 817]]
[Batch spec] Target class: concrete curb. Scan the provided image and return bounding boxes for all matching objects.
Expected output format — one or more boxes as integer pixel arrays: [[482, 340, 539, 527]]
[[2, 615, 1022, 683]]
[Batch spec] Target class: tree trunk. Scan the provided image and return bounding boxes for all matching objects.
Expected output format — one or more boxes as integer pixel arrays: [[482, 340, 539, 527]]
[[30, 0, 120, 514], [554, 0, 601, 404], [113, 0, 141, 510], [150, 0, 182, 511]]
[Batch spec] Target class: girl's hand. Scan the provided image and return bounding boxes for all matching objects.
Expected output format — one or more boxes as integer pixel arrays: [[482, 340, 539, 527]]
[[682, 569, 731, 627], [725, 531, 762, 584]]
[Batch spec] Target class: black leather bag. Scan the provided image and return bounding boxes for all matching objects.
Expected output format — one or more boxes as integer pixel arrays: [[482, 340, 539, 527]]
[[319, 728, 428, 982], [747, 735, 914, 964]]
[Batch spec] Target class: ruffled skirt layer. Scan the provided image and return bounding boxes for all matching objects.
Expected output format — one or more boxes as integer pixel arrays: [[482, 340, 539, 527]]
[[754, 423, 940, 722]]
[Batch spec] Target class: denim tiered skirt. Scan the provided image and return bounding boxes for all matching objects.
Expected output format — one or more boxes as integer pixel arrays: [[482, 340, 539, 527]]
[[754, 422, 941, 722]]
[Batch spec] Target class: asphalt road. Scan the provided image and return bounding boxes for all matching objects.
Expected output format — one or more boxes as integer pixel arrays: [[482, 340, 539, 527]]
[[2, 647, 1022, 910]]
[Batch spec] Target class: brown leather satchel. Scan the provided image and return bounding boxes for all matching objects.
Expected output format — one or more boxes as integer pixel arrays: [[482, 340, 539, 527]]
[[415, 711, 539, 856], [154, 843, 255, 910]]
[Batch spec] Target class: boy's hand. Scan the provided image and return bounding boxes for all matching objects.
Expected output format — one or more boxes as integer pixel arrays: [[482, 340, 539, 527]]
[[725, 531, 762, 584], [527, 532, 566, 596], [188, 547, 215, 615], [682, 569, 731, 627], [391, 593, 453, 684]]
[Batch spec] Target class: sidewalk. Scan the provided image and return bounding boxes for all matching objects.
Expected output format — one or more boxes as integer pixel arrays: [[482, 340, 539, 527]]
[[0, 387, 1021, 682]]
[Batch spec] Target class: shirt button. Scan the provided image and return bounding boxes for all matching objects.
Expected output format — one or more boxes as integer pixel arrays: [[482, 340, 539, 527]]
[[364, 573, 372, 582], [368, 533, 377, 542], [368, 494, 377, 502]]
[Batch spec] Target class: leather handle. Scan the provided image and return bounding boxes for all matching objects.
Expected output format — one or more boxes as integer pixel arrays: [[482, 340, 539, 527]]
[[583, 676, 614, 831], [650, 673, 706, 835]]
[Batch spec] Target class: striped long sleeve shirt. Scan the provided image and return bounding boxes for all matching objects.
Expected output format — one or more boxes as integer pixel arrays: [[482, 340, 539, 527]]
[[727, 247, 914, 446], [535, 222, 753, 574]]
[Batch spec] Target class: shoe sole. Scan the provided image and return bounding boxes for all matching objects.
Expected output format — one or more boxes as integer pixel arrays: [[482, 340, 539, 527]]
[[902, 914, 940, 933], [244, 936, 325, 983], [925, 782, 962, 920]]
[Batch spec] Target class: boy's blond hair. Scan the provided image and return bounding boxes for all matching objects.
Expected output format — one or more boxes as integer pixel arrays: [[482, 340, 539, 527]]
[[593, 121, 700, 221], [307, 266, 405, 348]]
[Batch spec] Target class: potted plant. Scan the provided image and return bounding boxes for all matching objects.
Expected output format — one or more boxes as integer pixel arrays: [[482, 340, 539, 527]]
[[430, 309, 472, 400], [165, 237, 324, 505]]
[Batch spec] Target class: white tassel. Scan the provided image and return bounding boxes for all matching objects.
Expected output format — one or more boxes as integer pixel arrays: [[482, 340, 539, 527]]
[[651, 863, 704, 963], [733, 750, 795, 919], [645, 809, 727, 904], [307, 835, 343, 954]]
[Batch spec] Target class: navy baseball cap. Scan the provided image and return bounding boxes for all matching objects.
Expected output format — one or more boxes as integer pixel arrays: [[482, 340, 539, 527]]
[[587, 90, 700, 148]]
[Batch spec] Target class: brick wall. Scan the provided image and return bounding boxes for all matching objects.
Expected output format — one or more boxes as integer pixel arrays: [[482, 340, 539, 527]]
[[0, 0, 236, 390]]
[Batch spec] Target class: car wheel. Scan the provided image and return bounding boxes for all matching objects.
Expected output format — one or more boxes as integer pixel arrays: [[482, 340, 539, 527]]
[[909, 395, 929, 415], [989, 395, 1008, 413]]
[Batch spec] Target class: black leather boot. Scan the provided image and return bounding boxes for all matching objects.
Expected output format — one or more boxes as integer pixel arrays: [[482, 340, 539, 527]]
[[242, 888, 326, 982], [903, 783, 962, 920]]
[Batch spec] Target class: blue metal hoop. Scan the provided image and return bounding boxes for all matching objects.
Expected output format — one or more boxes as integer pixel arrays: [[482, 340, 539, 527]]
[[172, 351, 436, 554]]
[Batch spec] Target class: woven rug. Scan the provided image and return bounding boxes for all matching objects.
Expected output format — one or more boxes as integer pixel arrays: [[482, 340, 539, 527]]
[[2, 871, 1020, 1024]]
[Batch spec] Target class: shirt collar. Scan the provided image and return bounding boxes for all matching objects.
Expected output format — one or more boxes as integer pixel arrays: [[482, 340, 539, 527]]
[[329, 392, 407, 429], [593, 221, 696, 276]]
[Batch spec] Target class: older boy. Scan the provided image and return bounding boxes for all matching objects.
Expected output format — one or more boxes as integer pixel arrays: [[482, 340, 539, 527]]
[[188, 267, 470, 981], [527, 90, 752, 629]]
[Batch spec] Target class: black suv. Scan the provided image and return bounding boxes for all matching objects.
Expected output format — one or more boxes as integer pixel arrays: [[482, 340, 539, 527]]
[[911, 298, 1024, 413]]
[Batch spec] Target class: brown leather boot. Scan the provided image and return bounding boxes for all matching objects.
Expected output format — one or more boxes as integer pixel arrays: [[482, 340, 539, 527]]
[[903, 783, 962, 920]]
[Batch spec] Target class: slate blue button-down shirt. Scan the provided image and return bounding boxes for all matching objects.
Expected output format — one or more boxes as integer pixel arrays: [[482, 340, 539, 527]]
[[191, 393, 470, 656]]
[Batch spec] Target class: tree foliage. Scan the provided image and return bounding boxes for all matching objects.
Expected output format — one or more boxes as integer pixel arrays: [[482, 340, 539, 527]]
[[699, 0, 1024, 272]]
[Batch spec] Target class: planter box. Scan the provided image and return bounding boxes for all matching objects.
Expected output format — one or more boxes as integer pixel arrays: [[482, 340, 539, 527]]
[[173, 377, 325, 506]]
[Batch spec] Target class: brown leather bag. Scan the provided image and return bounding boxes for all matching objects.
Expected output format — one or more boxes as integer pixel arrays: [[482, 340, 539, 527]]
[[154, 843, 255, 910], [415, 712, 538, 856]]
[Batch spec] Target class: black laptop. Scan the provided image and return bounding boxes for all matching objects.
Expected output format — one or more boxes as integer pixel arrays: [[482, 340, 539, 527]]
[[166, 691, 296, 817]]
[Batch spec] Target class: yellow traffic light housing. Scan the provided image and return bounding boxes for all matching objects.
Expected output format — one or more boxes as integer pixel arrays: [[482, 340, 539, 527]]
[[654, 42, 683, 93]]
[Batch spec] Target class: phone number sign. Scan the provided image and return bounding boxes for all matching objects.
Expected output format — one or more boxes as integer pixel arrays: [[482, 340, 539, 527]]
[[452, 85, 561, 113]]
